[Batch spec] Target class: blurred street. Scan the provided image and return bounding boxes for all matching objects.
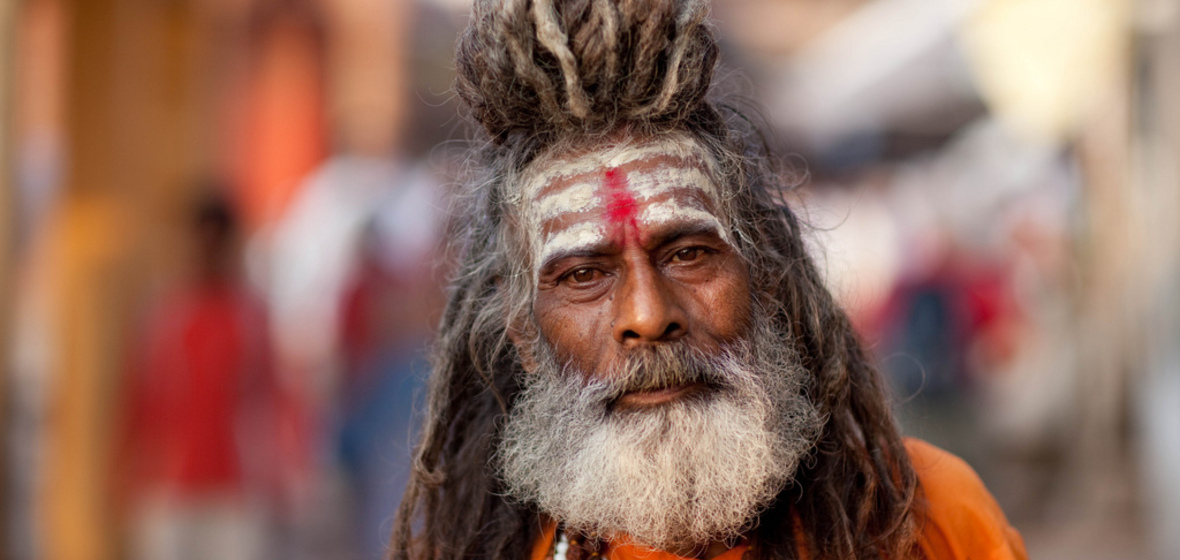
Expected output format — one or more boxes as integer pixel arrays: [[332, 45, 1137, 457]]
[[1, 0, 1179, 559]]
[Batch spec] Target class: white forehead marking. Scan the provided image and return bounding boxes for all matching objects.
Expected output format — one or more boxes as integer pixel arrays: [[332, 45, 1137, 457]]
[[531, 166, 716, 224], [534, 182, 601, 221], [520, 133, 715, 201], [524, 134, 730, 280], [618, 166, 716, 200], [536, 221, 607, 268], [636, 198, 731, 244]]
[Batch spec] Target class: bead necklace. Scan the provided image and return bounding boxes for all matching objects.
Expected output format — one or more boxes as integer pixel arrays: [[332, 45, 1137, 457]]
[[551, 525, 606, 560], [549, 525, 756, 560]]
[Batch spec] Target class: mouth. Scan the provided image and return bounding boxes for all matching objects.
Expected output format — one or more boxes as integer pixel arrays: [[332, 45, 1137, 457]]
[[612, 382, 710, 411]]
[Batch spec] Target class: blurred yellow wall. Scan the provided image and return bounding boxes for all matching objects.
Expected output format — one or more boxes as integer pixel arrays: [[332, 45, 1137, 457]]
[[31, 0, 209, 557]]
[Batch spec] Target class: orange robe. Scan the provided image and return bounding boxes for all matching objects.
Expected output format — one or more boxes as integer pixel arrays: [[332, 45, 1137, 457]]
[[530, 439, 1027, 560]]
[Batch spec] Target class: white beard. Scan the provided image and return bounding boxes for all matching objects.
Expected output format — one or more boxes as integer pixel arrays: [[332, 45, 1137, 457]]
[[496, 322, 822, 551]]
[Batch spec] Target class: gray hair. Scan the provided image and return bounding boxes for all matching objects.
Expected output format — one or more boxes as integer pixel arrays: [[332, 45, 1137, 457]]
[[390, 2, 921, 559]]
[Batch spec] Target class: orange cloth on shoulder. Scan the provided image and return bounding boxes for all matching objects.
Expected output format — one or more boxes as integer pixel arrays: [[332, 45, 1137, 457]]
[[530, 439, 1028, 560], [907, 439, 1028, 560]]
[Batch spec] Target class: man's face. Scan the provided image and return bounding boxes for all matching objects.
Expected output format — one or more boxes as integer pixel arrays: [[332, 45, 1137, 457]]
[[499, 134, 821, 552], [524, 133, 752, 397]]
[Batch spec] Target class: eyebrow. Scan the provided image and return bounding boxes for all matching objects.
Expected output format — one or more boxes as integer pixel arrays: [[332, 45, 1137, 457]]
[[536, 216, 731, 276], [537, 223, 610, 274], [538, 245, 612, 277], [643, 219, 730, 250]]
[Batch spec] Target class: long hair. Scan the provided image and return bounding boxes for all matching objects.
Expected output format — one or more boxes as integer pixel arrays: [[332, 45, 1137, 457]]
[[390, 1, 920, 558]]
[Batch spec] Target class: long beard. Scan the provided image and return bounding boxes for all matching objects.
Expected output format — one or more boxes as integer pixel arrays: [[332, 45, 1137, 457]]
[[496, 318, 823, 552]]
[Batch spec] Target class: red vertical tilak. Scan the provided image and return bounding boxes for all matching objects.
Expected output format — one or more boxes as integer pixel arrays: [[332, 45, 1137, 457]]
[[603, 168, 639, 244]]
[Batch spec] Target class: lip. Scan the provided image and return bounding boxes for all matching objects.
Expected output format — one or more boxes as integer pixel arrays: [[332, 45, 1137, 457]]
[[614, 382, 708, 410]]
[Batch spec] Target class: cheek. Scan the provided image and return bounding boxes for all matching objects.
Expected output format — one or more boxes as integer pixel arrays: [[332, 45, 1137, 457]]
[[697, 261, 753, 340], [533, 297, 609, 370]]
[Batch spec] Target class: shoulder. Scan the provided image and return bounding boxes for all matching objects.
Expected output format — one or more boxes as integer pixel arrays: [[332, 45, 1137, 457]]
[[904, 438, 1028, 560]]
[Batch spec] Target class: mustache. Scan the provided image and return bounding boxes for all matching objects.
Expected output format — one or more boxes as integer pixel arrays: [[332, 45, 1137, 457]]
[[586, 343, 741, 404]]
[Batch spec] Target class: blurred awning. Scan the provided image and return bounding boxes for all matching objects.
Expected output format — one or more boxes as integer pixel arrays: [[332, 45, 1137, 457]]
[[757, 0, 985, 162], [720, 0, 1130, 167]]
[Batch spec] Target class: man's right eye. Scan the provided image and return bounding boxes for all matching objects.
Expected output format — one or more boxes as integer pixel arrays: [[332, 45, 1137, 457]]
[[564, 267, 601, 285]]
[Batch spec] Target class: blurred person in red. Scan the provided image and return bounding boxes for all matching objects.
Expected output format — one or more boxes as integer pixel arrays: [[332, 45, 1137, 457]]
[[870, 244, 1023, 398], [117, 190, 281, 560], [336, 221, 432, 559]]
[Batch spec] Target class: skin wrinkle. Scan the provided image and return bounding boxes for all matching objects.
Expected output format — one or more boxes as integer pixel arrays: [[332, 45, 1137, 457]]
[[532, 186, 726, 256], [499, 317, 821, 552], [519, 133, 717, 201], [531, 167, 719, 221], [394, 2, 923, 558], [524, 135, 729, 281], [533, 182, 602, 221], [532, 192, 728, 276]]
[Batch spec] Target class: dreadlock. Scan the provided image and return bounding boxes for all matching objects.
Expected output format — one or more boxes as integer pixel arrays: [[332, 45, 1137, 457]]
[[389, 1, 921, 559]]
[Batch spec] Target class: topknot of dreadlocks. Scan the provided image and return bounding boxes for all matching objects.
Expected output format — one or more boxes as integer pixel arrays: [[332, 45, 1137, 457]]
[[456, 0, 718, 143]]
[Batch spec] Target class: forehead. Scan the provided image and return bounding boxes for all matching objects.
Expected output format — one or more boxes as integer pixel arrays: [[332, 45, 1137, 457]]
[[518, 134, 729, 269], [520, 133, 718, 203]]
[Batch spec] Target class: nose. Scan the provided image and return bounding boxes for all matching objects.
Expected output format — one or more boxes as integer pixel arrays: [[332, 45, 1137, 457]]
[[612, 260, 687, 345]]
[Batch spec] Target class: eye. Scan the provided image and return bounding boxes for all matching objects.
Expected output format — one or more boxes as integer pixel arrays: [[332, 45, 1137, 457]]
[[564, 267, 602, 285], [671, 247, 705, 263]]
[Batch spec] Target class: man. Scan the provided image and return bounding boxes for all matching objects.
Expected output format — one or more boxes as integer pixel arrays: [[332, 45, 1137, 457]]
[[391, 1, 1027, 559]]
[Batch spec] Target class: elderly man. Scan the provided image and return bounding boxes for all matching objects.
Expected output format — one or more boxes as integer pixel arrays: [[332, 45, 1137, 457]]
[[391, 1, 1027, 559]]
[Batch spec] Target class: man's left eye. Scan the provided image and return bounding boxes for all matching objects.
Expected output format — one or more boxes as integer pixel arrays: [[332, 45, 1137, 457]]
[[672, 247, 704, 262], [564, 267, 602, 284]]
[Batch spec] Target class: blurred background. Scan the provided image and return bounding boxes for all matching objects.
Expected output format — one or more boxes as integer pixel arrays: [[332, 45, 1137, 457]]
[[0, 0, 1178, 559]]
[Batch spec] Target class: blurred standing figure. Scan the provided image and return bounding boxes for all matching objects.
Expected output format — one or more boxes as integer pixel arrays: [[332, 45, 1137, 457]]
[[118, 192, 279, 560], [336, 221, 434, 559]]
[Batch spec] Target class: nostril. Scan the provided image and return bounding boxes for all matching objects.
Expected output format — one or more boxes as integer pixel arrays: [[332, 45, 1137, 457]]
[[663, 322, 682, 338], [622, 329, 641, 340]]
